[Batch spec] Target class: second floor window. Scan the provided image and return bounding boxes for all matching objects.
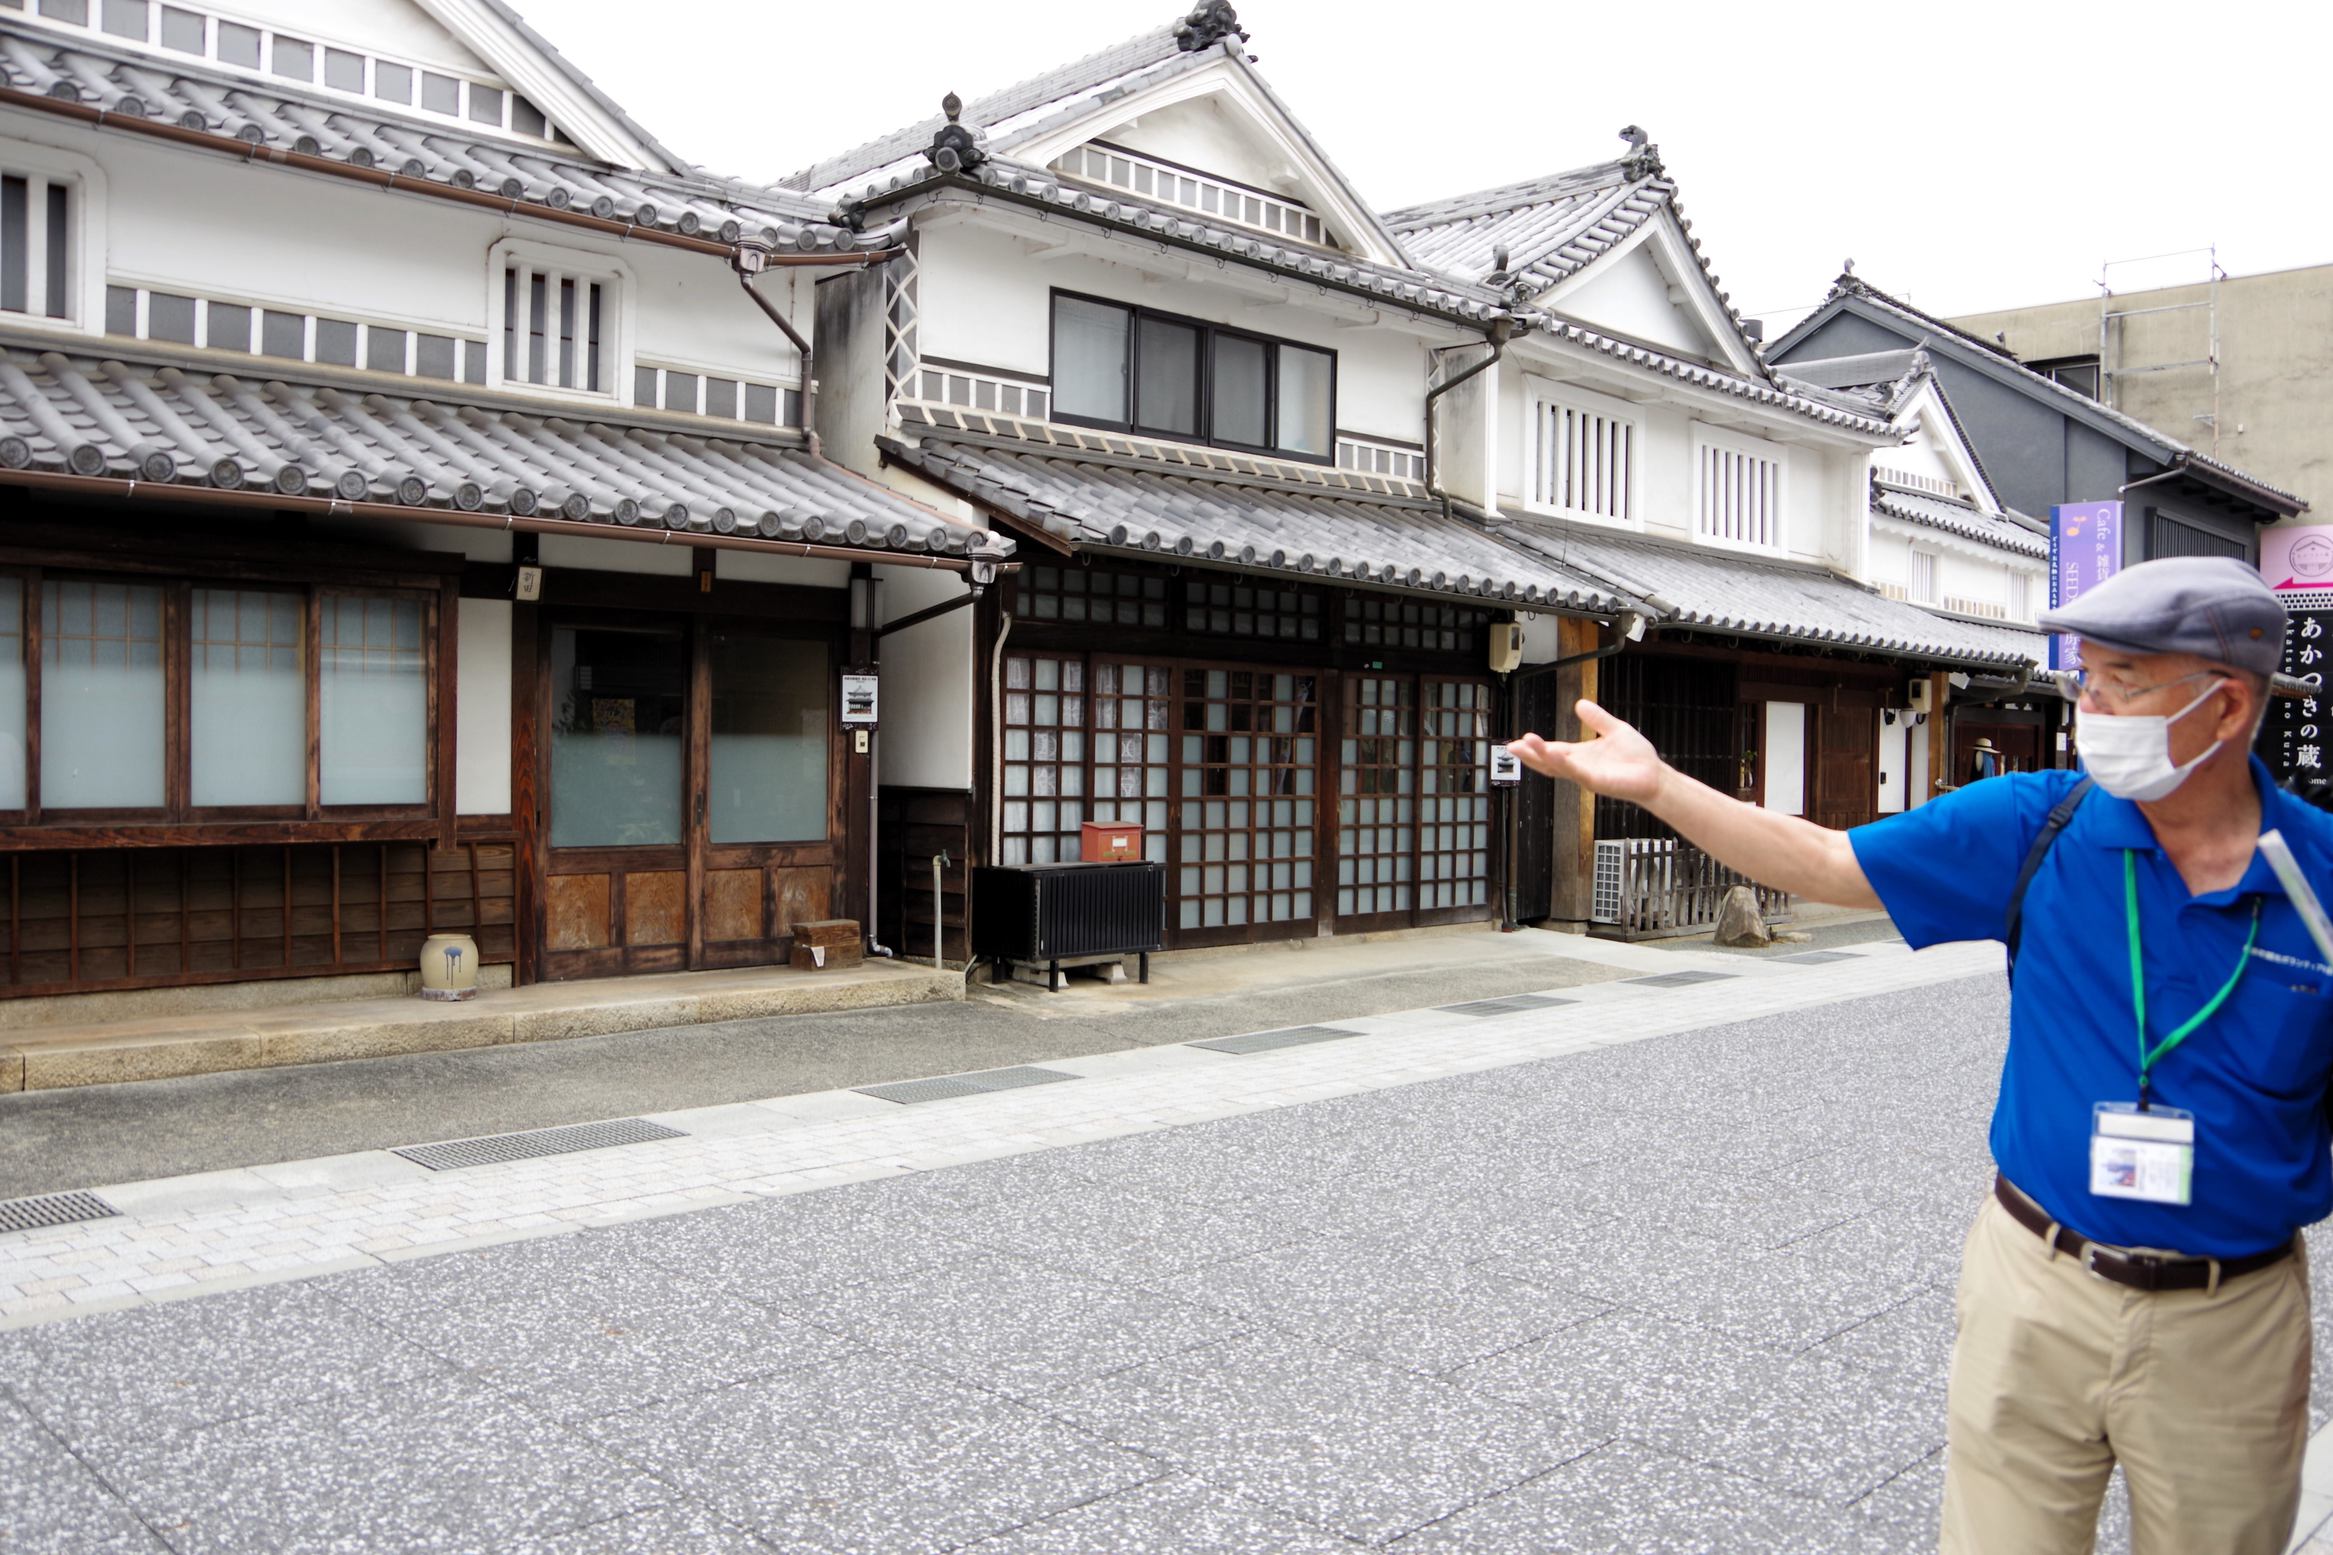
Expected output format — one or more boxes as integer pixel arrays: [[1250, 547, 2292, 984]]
[[1051, 292, 1334, 462], [503, 263, 609, 394], [0, 169, 71, 322]]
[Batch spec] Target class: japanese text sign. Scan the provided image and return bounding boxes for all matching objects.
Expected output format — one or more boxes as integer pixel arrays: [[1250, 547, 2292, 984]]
[[2049, 502, 2122, 672]]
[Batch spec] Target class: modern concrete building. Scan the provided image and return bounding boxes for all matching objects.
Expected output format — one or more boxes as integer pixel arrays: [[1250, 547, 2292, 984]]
[[1947, 262, 2333, 522]]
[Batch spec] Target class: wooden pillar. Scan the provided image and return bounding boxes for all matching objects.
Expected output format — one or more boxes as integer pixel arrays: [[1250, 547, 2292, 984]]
[[1547, 614, 1603, 925], [1926, 672, 1952, 798]]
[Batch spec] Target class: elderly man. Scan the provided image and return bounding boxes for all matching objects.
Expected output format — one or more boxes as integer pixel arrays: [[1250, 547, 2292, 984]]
[[1510, 557, 2331, 1554]]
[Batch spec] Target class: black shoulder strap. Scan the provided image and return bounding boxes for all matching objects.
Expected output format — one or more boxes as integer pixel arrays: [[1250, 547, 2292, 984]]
[[2004, 777, 2095, 976]]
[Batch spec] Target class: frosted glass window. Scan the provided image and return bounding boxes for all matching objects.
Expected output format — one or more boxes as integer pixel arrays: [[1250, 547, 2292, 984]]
[[319, 593, 426, 805], [191, 588, 304, 806], [1135, 316, 1200, 435], [709, 634, 828, 843], [0, 578, 22, 808], [1212, 334, 1268, 448], [41, 579, 163, 808], [1277, 344, 1333, 457], [1051, 296, 1127, 423], [549, 624, 683, 847]]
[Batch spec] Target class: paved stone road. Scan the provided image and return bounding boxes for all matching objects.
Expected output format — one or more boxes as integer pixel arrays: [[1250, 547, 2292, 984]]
[[4, 958, 2330, 1552]]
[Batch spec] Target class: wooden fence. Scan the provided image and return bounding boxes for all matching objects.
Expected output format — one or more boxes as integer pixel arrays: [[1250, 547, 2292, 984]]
[[1591, 837, 1793, 940]]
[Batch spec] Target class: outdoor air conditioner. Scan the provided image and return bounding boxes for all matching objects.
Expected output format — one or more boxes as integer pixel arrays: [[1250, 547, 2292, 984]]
[[1489, 622, 1524, 674], [1906, 679, 1934, 715]]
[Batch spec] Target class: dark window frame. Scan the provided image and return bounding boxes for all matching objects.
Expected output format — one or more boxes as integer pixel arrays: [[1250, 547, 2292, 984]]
[[1047, 288, 1339, 466], [0, 565, 443, 832]]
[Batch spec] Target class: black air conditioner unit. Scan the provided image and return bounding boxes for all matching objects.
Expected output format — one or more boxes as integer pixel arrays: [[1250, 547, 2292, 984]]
[[970, 861, 1164, 985]]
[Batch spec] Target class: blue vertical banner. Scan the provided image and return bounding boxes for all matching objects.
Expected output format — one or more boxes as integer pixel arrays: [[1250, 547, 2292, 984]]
[[2049, 501, 2123, 671]]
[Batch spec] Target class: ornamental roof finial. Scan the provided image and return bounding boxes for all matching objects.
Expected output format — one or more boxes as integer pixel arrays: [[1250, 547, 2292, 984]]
[[926, 91, 986, 175], [1175, 1, 1248, 53], [1617, 124, 1662, 180]]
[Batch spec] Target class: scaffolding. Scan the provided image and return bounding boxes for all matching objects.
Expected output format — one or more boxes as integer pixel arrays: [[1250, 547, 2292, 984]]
[[2097, 245, 2225, 453]]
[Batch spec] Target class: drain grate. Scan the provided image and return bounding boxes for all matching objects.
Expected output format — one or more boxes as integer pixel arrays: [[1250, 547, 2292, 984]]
[[0, 1190, 120, 1236], [1775, 950, 1864, 965], [1191, 1025, 1363, 1055], [858, 1066, 1078, 1106], [393, 1118, 685, 1172], [1623, 969, 1739, 988], [1438, 994, 1577, 1017]]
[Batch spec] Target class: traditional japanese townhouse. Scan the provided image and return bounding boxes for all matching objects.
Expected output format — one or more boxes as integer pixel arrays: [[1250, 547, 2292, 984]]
[[1771, 271, 2306, 561], [1382, 140, 2047, 931], [791, 4, 1639, 953], [0, 0, 1006, 1009]]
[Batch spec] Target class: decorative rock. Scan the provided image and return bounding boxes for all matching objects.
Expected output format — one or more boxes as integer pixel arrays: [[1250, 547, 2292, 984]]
[[1712, 885, 1772, 948]]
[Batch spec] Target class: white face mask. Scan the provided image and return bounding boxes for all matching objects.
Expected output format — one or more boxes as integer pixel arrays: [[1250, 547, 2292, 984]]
[[2077, 678, 2229, 801]]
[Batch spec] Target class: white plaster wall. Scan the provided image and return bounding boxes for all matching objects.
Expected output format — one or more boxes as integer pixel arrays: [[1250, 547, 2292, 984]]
[[1871, 430, 1958, 493], [716, 551, 849, 589], [455, 597, 511, 814], [9, 111, 806, 395], [1554, 249, 1707, 358], [1763, 701, 1805, 815], [1104, 97, 1303, 202], [913, 222, 1429, 444], [539, 533, 690, 574], [875, 565, 974, 790]]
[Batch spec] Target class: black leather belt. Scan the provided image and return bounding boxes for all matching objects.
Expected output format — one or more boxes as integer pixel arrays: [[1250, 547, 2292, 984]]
[[1993, 1175, 2292, 1293]]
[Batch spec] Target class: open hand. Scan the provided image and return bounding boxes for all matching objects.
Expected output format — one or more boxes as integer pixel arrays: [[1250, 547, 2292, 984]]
[[1507, 700, 1669, 806]]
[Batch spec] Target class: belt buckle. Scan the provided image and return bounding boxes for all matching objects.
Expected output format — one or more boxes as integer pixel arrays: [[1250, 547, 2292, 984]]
[[2084, 1245, 2162, 1289]]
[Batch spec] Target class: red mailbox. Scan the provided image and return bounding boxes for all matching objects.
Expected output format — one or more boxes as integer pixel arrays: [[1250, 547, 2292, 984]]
[[1080, 821, 1143, 862]]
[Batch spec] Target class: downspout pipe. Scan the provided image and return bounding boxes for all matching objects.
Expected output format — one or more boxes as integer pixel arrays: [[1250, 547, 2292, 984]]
[[1423, 314, 1516, 510], [734, 263, 818, 458]]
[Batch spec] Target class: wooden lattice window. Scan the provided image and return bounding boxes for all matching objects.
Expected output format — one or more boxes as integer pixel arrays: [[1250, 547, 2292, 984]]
[[998, 652, 1086, 865], [1336, 675, 1415, 919], [1184, 579, 1321, 641], [1090, 660, 1169, 860], [1175, 668, 1318, 931], [1419, 679, 1491, 911], [1014, 565, 1168, 628], [1342, 597, 1489, 654]]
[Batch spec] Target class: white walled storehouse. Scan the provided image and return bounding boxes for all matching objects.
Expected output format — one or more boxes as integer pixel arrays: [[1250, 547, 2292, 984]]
[[795, 3, 1636, 953], [1380, 136, 2045, 927], [0, 0, 1008, 1002]]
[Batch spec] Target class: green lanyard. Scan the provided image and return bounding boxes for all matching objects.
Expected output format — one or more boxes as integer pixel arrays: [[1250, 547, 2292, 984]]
[[2123, 849, 2261, 1109]]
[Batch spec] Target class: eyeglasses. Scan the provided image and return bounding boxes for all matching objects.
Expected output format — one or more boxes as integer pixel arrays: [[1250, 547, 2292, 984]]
[[2063, 667, 2223, 712]]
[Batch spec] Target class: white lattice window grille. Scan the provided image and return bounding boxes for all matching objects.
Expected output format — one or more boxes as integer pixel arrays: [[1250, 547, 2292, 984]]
[[1879, 582, 1909, 602], [911, 364, 1048, 422], [1909, 548, 1938, 605], [632, 364, 801, 427], [1053, 142, 1331, 247], [1944, 594, 2008, 620], [882, 244, 919, 413], [105, 283, 487, 381], [1524, 384, 1638, 525], [20, 0, 567, 142], [2008, 570, 2033, 622], [487, 242, 629, 401], [1336, 435, 1425, 483], [1875, 466, 1957, 498], [1691, 427, 1785, 552]]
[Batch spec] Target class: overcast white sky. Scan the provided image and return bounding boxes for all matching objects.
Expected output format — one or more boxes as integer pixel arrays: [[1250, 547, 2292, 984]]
[[525, 0, 2328, 328]]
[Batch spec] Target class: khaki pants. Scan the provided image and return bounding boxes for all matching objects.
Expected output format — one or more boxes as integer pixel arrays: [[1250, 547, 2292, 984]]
[[1941, 1194, 2312, 1554]]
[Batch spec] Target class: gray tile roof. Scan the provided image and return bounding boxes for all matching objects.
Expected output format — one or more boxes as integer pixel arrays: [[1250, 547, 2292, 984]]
[[1489, 516, 2037, 670], [860, 159, 1511, 325], [1773, 350, 1927, 393], [1871, 483, 2048, 560], [880, 433, 1628, 613], [1776, 275, 2306, 516], [0, 25, 888, 254], [0, 344, 1003, 557], [779, 22, 1192, 194], [1386, 160, 1666, 294], [1528, 317, 1900, 437]]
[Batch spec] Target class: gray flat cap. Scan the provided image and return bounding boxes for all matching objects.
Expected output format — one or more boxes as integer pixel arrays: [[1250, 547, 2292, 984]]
[[2038, 556, 2286, 675]]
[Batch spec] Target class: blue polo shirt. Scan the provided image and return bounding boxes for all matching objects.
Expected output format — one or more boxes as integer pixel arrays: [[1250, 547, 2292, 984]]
[[1850, 757, 2333, 1257]]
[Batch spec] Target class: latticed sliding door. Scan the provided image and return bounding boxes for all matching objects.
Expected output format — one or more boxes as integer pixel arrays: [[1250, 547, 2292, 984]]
[[998, 652, 1087, 866], [1090, 660, 1170, 862], [1174, 667, 1319, 938], [1336, 675, 1416, 926], [1419, 678, 1493, 916]]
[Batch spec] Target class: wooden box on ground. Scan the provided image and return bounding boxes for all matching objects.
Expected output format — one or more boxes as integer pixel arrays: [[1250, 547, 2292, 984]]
[[789, 919, 864, 970]]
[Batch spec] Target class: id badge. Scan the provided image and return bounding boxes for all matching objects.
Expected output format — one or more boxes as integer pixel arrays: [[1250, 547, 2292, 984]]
[[2089, 1102, 2194, 1206]]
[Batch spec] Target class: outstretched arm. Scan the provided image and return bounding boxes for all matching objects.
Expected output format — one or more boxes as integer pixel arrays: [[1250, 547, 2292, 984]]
[[1509, 699, 1882, 911]]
